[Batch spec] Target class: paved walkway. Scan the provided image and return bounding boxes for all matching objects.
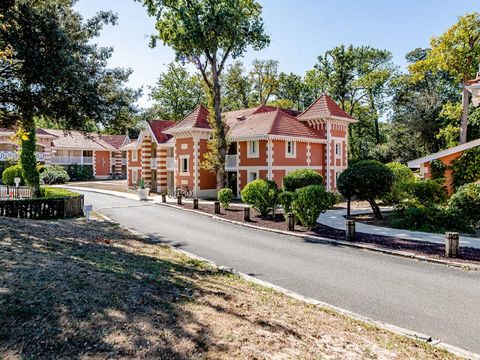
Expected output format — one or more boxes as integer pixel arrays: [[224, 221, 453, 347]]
[[318, 208, 480, 250]]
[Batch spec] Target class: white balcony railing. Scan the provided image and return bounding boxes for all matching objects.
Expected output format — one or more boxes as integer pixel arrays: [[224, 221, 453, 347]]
[[0, 151, 45, 162], [166, 157, 176, 171], [151, 158, 158, 169], [51, 156, 92, 165], [225, 155, 238, 170]]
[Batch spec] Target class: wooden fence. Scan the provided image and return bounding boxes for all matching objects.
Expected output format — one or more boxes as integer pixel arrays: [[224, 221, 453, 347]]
[[0, 195, 84, 219], [0, 185, 33, 199]]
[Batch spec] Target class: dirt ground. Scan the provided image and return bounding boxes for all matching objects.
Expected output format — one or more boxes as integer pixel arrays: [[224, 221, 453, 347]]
[[0, 216, 459, 359]]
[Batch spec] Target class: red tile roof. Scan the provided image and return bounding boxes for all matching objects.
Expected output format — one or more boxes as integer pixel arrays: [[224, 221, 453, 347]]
[[148, 120, 176, 143], [297, 93, 356, 121], [164, 105, 210, 133], [100, 135, 129, 149], [228, 109, 322, 140]]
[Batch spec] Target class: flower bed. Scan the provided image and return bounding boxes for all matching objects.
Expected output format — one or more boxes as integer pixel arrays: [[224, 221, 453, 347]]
[[172, 202, 480, 266]]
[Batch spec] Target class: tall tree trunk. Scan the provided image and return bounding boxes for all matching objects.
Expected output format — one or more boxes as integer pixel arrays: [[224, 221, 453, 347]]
[[369, 199, 383, 220], [211, 61, 226, 192], [460, 84, 469, 144], [368, 90, 380, 144]]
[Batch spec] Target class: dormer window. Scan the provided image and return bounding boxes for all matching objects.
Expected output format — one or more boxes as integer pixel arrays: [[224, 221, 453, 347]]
[[286, 141, 296, 158]]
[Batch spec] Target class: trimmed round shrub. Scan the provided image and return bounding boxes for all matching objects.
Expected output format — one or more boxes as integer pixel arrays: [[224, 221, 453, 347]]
[[241, 179, 278, 218], [292, 185, 330, 229], [66, 164, 94, 181], [278, 190, 295, 213], [337, 160, 394, 219], [218, 188, 233, 209], [2, 164, 24, 186], [381, 162, 416, 205], [409, 179, 448, 205], [448, 181, 480, 229], [283, 169, 323, 192], [40, 165, 70, 185], [326, 191, 343, 208]]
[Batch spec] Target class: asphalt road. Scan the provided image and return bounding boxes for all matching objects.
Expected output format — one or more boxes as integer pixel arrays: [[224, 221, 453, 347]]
[[79, 189, 480, 353]]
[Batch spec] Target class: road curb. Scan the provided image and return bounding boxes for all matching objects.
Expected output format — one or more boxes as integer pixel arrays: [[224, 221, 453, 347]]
[[93, 210, 480, 360], [155, 201, 480, 272]]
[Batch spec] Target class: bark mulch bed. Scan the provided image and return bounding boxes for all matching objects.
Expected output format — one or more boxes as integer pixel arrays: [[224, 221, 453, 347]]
[[0, 217, 458, 359], [174, 202, 480, 267]]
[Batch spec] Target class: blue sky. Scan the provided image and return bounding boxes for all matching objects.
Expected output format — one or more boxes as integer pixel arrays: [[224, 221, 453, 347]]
[[75, 0, 478, 108]]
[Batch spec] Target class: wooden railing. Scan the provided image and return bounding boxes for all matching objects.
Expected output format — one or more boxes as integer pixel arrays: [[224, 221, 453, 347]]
[[0, 195, 84, 219]]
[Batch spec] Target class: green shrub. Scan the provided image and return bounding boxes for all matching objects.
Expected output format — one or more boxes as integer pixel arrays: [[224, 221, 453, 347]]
[[292, 185, 330, 229], [65, 164, 94, 181], [218, 188, 233, 209], [40, 165, 70, 185], [391, 204, 472, 234], [337, 160, 394, 219], [381, 162, 416, 205], [2, 164, 24, 186], [241, 179, 278, 217], [448, 181, 480, 230], [278, 190, 295, 213], [283, 169, 323, 192], [326, 191, 343, 208], [409, 179, 448, 205], [430, 159, 447, 180], [391, 205, 447, 233], [40, 186, 80, 198], [451, 147, 480, 189]]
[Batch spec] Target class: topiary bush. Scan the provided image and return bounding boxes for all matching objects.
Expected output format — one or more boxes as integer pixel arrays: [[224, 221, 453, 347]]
[[278, 190, 295, 213], [2, 164, 24, 186], [337, 160, 394, 219], [447, 181, 480, 231], [409, 179, 448, 205], [283, 169, 323, 192], [292, 185, 330, 229], [40, 165, 70, 185], [218, 188, 233, 209], [381, 162, 416, 205], [241, 179, 279, 218]]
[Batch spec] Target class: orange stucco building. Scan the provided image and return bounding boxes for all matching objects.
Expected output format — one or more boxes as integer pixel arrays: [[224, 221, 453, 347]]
[[0, 128, 129, 179], [408, 138, 480, 194], [123, 94, 357, 197]]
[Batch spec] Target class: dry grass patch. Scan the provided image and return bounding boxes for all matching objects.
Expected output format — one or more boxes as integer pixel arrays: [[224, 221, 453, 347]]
[[0, 216, 459, 359]]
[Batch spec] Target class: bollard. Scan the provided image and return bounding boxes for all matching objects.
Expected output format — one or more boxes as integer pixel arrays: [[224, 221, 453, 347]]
[[214, 201, 221, 214], [244, 206, 251, 222], [346, 220, 356, 241], [161, 194, 166, 203], [445, 232, 459, 258], [177, 193, 182, 205], [193, 198, 199, 209], [287, 213, 295, 231]]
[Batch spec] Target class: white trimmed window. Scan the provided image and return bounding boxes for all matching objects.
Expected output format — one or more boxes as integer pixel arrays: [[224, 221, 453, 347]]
[[247, 140, 259, 158], [132, 169, 138, 184], [180, 155, 190, 175], [132, 149, 138, 161], [335, 142, 342, 158], [286, 141, 296, 158], [248, 170, 258, 183]]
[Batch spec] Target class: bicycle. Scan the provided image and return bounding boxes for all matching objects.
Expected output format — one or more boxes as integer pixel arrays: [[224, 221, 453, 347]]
[[167, 185, 193, 199]]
